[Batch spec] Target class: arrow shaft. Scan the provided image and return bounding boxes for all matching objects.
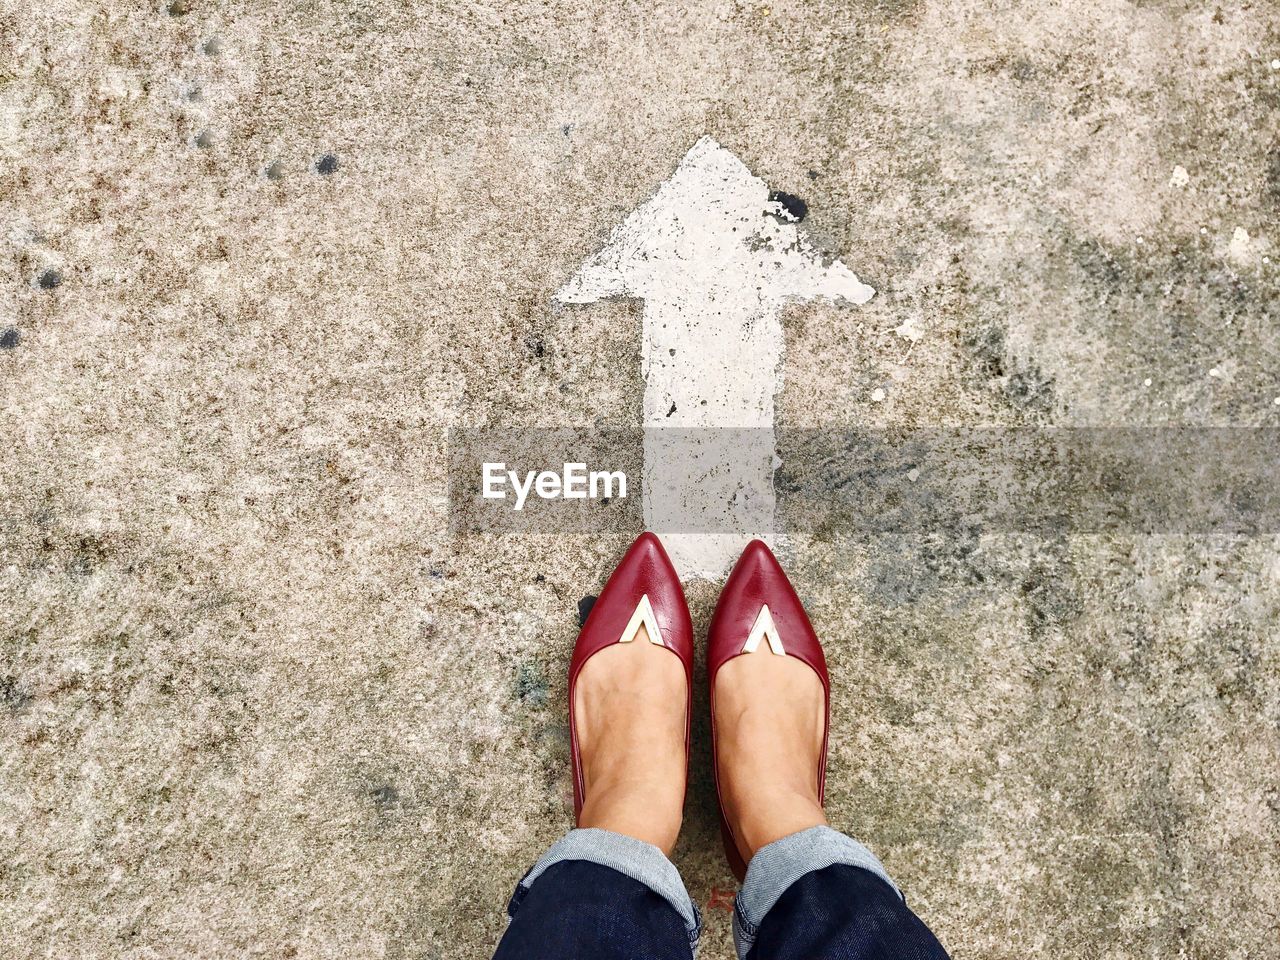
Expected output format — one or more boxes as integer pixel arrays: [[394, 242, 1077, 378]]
[[642, 298, 782, 576]]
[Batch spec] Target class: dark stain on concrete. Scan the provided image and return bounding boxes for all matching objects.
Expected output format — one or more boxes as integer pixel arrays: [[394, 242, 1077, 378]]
[[38, 269, 62, 289], [1019, 543, 1082, 641], [315, 154, 339, 175], [919, 526, 988, 586], [967, 323, 1008, 379], [514, 663, 548, 706], [370, 784, 400, 808], [866, 549, 939, 607], [577, 595, 596, 626], [66, 535, 110, 578], [1003, 365, 1056, 411], [1266, 146, 1280, 210], [768, 190, 808, 222], [1052, 225, 1280, 416], [0, 676, 33, 712], [964, 323, 1055, 412], [0, 328, 20, 349]]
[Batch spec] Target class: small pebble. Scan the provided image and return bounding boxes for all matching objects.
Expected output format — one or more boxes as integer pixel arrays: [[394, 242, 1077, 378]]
[[1271, 59, 1280, 70], [1209, 367, 1221, 378], [907, 468, 920, 483], [0, 328, 19, 349], [1229, 226, 1252, 262], [870, 387, 886, 403], [315, 154, 339, 175], [38, 269, 62, 289], [1143, 378, 1152, 387], [1273, 397, 1280, 406]]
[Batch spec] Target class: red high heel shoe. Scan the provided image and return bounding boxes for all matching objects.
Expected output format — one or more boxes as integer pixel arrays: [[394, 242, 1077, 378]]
[[568, 532, 694, 821], [708, 539, 831, 880]]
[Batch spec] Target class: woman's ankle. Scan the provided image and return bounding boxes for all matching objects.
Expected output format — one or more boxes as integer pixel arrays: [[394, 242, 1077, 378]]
[[579, 779, 684, 856], [733, 789, 827, 863]]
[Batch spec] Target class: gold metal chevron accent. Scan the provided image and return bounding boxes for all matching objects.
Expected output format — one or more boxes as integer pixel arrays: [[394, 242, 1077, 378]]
[[742, 604, 785, 656], [618, 594, 665, 647]]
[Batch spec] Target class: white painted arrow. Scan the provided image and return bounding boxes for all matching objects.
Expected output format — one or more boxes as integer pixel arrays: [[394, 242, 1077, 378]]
[[557, 136, 874, 579]]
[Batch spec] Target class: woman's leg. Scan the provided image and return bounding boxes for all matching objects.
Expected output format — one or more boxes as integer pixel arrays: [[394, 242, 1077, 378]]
[[495, 829, 699, 960], [712, 543, 950, 959], [734, 826, 948, 960], [498, 534, 696, 957]]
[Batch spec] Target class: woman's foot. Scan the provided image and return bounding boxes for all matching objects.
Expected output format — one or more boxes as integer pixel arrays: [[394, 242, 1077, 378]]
[[708, 539, 832, 876], [714, 642, 827, 863], [574, 626, 687, 855]]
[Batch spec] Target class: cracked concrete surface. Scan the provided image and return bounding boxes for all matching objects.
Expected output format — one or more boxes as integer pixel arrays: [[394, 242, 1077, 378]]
[[2, 1, 1279, 957]]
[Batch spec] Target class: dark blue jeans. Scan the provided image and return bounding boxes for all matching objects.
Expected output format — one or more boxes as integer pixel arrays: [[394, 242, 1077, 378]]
[[494, 859, 950, 959]]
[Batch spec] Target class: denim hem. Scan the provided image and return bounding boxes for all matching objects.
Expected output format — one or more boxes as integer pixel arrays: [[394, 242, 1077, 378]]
[[514, 828, 702, 950], [732, 825, 901, 959]]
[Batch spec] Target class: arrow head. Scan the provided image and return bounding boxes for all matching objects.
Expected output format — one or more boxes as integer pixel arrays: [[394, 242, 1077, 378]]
[[557, 136, 874, 308]]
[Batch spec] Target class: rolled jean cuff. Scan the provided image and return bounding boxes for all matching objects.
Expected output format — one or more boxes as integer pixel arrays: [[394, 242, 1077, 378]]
[[515, 828, 702, 947], [733, 825, 901, 958]]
